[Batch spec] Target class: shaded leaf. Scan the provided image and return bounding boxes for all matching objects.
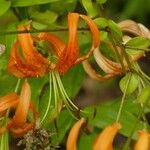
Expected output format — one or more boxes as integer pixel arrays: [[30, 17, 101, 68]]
[[62, 64, 85, 98], [90, 98, 144, 139], [50, 109, 75, 145]]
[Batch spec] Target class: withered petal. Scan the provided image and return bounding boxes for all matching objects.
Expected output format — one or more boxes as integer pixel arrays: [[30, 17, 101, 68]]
[[82, 60, 115, 81]]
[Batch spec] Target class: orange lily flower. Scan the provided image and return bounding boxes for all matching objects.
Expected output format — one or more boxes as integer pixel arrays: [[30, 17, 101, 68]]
[[8, 13, 100, 77], [93, 123, 121, 150], [0, 81, 37, 137], [66, 118, 85, 150], [134, 131, 150, 150]]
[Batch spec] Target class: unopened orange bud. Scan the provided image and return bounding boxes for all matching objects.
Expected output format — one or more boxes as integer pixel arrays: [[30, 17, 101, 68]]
[[66, 118, 85, 150], [134, 130, 150, 150], [93, 122, 121, 150]]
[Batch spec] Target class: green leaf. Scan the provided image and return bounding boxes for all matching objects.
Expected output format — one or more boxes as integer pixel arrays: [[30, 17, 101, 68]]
[[0, 72, 17, 96], [28, 76, 48, 108], [125, 37, 150, 56], [31, 10, 58, 25], [0, 23, 17, 72], [32, 21, 48, 30], [94, 18, 108, 29], [0, 0, 11, 16], [81, 0, 99, 18], [50, 109, 75, 145], [96, 0, 107, 4], [12, 0, 60, 7], [90, 98, 143, 139], [137, 86, 150, 104], [78, 131, 97, 150], [108, 20, 123, 41], [119, 73, 139, 94], [62, 64, 85, 98]]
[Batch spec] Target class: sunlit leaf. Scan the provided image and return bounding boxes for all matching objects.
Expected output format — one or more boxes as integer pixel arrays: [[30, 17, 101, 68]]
[[96, 0, 107, 4], [125, 37, 150, 56], [0, 0, 11, 16], [119, 73, 139, 94], [81, 0, 99, 18], [12, 0, 60, 7], [31, 10, 58, 25], [137, 86, 150, 104], [108, 20, 123, 41], [94, 17, 108, 29]]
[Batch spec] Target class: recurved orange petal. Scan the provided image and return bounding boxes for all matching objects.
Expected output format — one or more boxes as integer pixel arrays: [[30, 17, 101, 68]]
[[11, 80, 31, 125], [134, 131, 150, 150], [18, 25, 49, 66], [0, 93, 18, 113], [38, 32, 65, 57], [8, 41, 41, 77], [93, 123, 121, 150], [75, 14, 100, 64], [67, 118, 85, 150], [8, 81, 36, 137], [56, 13, 79, 73]]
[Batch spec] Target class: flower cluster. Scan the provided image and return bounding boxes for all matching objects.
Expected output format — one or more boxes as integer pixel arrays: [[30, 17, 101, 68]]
[[7, 13, 99, 77], [67, 119, 150, 150]]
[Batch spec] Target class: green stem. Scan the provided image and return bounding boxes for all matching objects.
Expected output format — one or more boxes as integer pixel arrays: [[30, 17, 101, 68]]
[[116, 73, 132, 122], [109, 33, 126, 72], [0, 27, 104, 36], [40, 72, 52, 124], [125, 45, 150, 52], [118, 43, 132, 70], [14, 79, 21, 93]]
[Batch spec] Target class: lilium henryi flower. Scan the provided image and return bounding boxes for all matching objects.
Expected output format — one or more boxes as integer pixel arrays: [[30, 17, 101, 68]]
[[134, 130, 150, 150], [92, 123, 121, 150], [66, 118, 85, 150], [0, 81, 37, 137], [39, 13, 100, 74], [8, 13, 100, 77], [82, 19, 150, 81]]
